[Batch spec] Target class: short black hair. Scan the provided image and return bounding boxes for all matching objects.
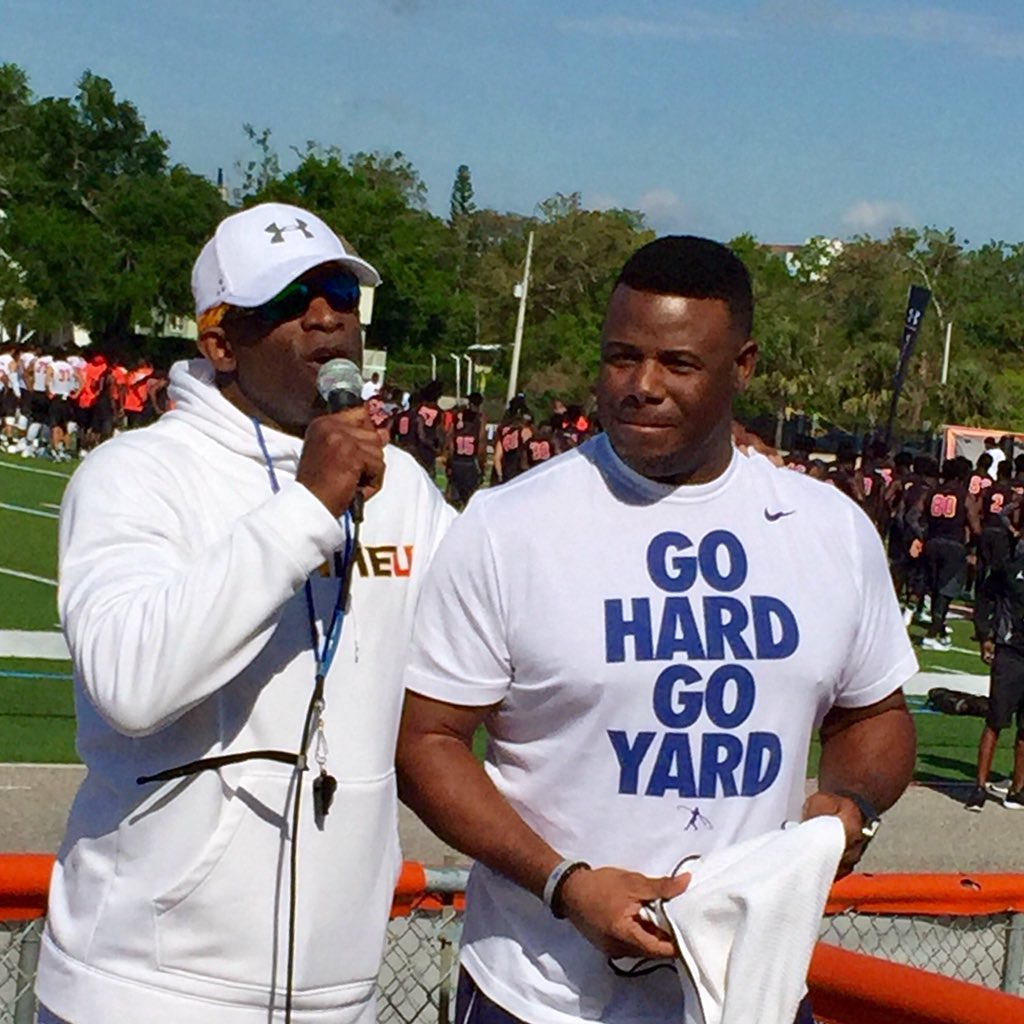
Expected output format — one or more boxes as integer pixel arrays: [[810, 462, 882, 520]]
[[615, 235, 753, 338], [421, 379, 443, 403], [950, 456, 973, 482]]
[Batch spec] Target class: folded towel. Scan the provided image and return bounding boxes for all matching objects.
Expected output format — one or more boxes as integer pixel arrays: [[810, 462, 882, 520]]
[[641, 816, 846, 1024]]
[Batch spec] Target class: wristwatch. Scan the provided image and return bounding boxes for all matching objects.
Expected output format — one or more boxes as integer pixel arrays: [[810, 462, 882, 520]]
[[834, 789, 882, 841]]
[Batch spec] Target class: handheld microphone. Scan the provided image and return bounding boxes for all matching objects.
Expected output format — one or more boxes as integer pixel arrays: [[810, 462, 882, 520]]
[[315, 358, 368, 522], [316, 358, 365, 413]]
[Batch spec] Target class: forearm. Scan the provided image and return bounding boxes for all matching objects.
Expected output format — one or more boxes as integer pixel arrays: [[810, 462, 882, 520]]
[[396, 732, 560, 897], [818, 706, 916, 812], [62, 480, 344, 735]]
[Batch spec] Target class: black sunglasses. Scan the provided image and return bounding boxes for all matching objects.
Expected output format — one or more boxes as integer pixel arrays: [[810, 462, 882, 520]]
[[230, 271, 362, 327]]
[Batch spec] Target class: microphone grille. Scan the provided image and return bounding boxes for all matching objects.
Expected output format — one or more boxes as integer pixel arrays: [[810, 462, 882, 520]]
[[316, 358, 364, 401]]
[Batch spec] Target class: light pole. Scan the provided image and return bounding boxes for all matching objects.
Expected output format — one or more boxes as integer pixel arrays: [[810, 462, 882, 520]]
[[463, 354, 474, 394], [430, 354, 437, 380], [941, 322, 953, 386], [450, 353, 461, 402], [506, 230, 534, 405]]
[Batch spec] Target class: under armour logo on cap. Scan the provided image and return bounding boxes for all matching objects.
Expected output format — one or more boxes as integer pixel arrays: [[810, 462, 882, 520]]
[[192, 202, 381, 315], [264, 219, 315, 243]]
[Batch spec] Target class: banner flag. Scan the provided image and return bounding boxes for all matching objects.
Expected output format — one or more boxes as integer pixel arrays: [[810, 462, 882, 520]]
[[885, 284, 931, 442], [893, 284, 931, 390]]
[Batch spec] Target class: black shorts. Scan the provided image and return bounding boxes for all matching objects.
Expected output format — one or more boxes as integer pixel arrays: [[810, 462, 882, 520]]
[[0, 389, 16, 418], [450, 459, 481, 503], [48, 398, 72, 427], [29, 392, 49, 423], [925, 537, 968, 598], [989, 646, 1024, 731], [88, 402, 114, 438]]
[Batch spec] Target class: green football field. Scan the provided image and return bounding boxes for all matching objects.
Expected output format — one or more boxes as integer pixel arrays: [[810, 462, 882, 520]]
[[0, 450, 1014, 784]]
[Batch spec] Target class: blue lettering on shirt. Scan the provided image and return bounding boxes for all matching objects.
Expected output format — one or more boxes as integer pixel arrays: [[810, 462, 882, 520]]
[[655, 598, 707, 660], [604, 598, 653, 662], [603, 529, 796, 801]]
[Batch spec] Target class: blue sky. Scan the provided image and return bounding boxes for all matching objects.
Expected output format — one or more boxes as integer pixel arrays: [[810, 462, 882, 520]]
[[5, 1, 1024, 245]]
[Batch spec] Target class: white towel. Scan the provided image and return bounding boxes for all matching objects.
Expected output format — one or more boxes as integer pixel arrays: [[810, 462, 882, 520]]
[[641, 816, 846, 1024]]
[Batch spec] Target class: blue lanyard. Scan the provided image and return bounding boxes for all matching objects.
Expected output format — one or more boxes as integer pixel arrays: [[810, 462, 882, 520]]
[[252, 419, 353, 682]]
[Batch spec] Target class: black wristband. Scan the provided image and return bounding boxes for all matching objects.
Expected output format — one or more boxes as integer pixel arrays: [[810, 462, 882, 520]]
[[550, 861, 591, 920], [834, 789, 882, 840]]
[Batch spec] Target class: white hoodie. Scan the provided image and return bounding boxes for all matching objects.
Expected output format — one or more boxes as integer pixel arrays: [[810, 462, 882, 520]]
[[36, 359, 455, 1024]]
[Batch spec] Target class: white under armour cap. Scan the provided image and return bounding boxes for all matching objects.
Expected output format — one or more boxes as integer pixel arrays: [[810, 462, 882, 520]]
[[191, 202, 382, 315]]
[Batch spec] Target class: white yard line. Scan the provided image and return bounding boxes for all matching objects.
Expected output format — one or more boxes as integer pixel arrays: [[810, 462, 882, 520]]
[[0, 461, 73, 480], [0, 566, 57, 587], [0, 501, 58, 519], [0, 629, 68, 658]]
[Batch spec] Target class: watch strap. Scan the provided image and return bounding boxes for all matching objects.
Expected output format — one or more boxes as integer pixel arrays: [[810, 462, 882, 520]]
[[834, 788, 882, 839]]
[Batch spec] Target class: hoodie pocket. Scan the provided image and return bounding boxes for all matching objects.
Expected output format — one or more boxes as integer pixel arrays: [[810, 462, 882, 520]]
[[152, 770, 398, 994]]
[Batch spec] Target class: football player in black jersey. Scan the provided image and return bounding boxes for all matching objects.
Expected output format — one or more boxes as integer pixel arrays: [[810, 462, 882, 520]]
[[920, 458, 979, 650], [445, 397, 487, 509]]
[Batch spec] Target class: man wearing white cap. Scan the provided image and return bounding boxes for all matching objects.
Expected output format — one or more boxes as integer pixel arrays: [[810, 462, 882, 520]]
[[35, 203, 455, 1024]]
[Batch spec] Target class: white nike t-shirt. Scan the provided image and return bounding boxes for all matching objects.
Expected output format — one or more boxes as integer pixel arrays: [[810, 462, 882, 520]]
[[405, 436, 917, 1024]]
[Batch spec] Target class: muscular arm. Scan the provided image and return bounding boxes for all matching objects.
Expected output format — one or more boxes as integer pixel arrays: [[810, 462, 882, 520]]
[[804, 689, 916, 875], [397, 695, 558, 893], [396, 692, 688, 958]]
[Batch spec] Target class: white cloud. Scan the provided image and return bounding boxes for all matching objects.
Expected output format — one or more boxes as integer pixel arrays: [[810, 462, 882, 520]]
[[559, 12, 741, 42], [585, 191, 621, 212], [637, 188, 691, 232], [583, 187, 692, 231], [570, 4, 1024, 60], [761, 2, 1024, 60], [840, 200, 912, 235]]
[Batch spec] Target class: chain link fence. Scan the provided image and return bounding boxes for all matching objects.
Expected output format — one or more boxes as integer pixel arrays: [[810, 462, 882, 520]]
[[820, 910, 1024, 995], [1, 920, 42, 1024], [3, 888, 1023, 1023]]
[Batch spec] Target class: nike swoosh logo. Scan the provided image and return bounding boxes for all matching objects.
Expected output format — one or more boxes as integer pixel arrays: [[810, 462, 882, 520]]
[[764, 509, 796, 521]]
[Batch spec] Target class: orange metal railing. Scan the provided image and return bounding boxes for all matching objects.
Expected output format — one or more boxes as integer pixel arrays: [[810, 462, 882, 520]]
[[4, 854, 1024, 1024], [809, 943, 1024, 1024]]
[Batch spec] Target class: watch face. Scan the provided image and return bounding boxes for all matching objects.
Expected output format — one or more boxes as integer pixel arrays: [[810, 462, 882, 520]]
[[862, 818, 881, 839]]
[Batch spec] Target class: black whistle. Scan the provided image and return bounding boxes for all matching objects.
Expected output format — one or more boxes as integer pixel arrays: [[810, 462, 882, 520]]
[[312, 770, 337, 819]]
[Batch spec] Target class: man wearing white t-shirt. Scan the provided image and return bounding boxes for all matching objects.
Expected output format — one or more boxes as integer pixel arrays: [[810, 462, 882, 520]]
[[361, 371, 382, 400], [396, 236, 918, 1024]]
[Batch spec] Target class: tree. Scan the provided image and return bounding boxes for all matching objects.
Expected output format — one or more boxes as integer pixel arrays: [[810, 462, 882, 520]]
[[1, 67, 227, 346], [480, 193, 654, 401], [449, 164, 476, 223], [240, 138, 473, 358]]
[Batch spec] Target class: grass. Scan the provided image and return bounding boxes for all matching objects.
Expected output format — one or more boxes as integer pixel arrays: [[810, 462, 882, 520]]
[[0, 661, 77, 763], [0, 450, 1009, 783], [0, 453, 67, 632]]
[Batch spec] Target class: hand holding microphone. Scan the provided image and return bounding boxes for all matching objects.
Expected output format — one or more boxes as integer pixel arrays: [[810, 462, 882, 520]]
[[296, 359, 385, 520]]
